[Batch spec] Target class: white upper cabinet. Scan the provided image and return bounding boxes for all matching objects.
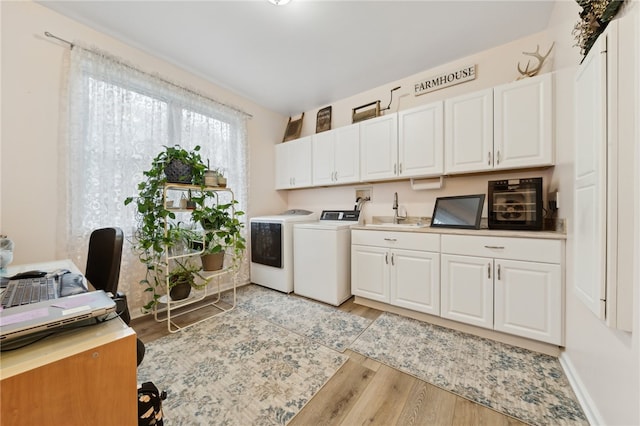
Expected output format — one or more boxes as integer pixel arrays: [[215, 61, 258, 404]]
[[494, 73, 554, 170], [398, 101, 444, 177], [312, 124, 360, 186], [359, 114, 398, 181], [444, 89, 494, 173], [274, 136, 312, 190], [444, 73, 554, 174]]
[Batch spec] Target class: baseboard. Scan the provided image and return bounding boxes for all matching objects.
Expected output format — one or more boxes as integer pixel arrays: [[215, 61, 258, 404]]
[[559, 352, 604, 426]]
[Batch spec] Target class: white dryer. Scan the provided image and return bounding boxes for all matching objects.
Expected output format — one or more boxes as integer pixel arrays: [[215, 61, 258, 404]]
[[250, 210, 318, 293], [293, 210, 360, 306]]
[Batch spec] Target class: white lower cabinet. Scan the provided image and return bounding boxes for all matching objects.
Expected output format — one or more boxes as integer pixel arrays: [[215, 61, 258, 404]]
[[351, 230, 440, 316], [440, 234, 563, 345], [441, 254, 494, 329]]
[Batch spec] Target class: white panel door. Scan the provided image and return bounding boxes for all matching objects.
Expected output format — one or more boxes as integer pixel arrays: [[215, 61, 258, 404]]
[[351, 245, 389, 303], [494, 73, 554, 169], [441, 254, 493, 328], [574, 33, 607, 319], [494, 259, 562, 345], [334, 123, 360, 184], [290, 136, 312, 188], [360, 114, 398, 181], [312, 130, 336, 186], [398, 101, 444, 177], [391, 249, 440, 316], [444, 89, 494, 174]]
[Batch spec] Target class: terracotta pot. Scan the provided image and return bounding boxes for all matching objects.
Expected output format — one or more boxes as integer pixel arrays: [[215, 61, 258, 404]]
[[201, 251, 225, 271]]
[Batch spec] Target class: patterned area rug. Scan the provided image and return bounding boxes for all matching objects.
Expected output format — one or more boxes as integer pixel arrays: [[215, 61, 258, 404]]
[[224, 284, 373, 352], [349, 312, 588, 426], [137, 309, 348, 425]]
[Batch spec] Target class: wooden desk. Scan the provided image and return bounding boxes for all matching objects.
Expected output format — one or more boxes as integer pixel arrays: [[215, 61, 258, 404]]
[[1, 260, 138, 425]]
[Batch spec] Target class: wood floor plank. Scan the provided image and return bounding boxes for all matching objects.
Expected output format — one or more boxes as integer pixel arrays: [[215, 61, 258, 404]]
[[396, 381, 458, 426], [451, 396, 527, 426], [288, 359, 375, 426], [340, 364, 417, 425]]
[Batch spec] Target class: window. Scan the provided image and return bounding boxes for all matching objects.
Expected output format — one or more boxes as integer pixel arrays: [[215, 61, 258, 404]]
[[62, 47, 249, 312]]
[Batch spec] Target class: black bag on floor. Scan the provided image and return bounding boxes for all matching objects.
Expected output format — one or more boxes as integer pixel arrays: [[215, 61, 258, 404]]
[[137, 381, 166, 426]]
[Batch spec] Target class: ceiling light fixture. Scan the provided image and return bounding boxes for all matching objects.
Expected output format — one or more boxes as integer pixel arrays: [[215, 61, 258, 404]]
[[268, 0, 291, 5]]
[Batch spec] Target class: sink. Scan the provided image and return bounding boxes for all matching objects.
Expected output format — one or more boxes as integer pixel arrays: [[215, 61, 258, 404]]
[[365, 222, 428, 229]]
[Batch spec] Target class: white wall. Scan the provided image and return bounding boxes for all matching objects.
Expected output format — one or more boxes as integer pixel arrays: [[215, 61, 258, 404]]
[[0, 0, 288, 267]]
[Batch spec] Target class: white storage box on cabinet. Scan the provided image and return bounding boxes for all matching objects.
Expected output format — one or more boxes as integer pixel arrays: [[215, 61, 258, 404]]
[[440, 234, 563, 345], [351, 230, 440, 316]]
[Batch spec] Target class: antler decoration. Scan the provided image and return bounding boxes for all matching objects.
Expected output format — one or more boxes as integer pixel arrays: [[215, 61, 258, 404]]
[[517, 42, 555, 79]]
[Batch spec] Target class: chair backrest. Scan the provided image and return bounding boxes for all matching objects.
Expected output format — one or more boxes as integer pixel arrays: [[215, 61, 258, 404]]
[[85, 227, 124, 295]]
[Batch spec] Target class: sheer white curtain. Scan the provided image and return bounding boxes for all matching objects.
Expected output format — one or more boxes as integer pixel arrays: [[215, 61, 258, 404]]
[[59, 47, 249, 315]]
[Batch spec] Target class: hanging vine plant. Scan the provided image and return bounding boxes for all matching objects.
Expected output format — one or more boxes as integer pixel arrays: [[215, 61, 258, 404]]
[[572, 0, 624, 58]]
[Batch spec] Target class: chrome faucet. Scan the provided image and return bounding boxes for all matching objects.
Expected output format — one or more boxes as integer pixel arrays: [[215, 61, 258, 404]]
[[393, 192, 400, 224]]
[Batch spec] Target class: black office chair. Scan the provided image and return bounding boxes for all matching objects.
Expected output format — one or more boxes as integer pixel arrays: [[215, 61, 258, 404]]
[[85, 227, 145, 365]]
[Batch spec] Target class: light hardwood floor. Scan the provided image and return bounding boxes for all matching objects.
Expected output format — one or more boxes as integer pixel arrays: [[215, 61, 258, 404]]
[[130, 293, 526, 426]]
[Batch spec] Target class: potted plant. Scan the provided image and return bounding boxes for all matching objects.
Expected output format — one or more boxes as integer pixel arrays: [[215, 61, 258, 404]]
[[160, 145, 207, 184], [190, 197, 246, 272], [124, 145, 209, 312], [168, 258, 207, 301]]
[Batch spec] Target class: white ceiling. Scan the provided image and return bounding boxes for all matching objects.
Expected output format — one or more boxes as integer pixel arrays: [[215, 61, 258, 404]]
[[39, 0, 556, 116]]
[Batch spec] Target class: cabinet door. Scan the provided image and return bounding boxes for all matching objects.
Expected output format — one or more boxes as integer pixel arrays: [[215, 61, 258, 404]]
[[441, 254, 493, 328], [391, 249, 440, 316], [334, 123, 360, 184], [290, 136, 312, 187], [360, 114, 398, 181], [312, 130, 336, 186], [574, 33, 607, 319], [398, 101, 444, 177], [351, 244, 389, 303], [444, 89, 493, 174], [494, 73, 553, 169], [274, 142, 290, 189], [494, 259, 562, 344]]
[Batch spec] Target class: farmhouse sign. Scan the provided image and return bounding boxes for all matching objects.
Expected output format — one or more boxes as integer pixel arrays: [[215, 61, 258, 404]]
[[414, 64, 476, 96]]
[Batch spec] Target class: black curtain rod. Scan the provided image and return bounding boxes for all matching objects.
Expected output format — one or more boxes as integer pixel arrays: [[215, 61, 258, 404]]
[[44, 31, 253, 119]]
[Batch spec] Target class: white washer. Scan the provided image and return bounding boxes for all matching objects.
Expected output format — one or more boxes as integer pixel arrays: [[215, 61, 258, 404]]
[[293, 210, 360, 306], [250, 210, 318, 293]]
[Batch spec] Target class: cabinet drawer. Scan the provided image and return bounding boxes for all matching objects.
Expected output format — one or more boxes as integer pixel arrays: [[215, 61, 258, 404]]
[[441, 234, 561, 264], [352, 230, 440, 251]]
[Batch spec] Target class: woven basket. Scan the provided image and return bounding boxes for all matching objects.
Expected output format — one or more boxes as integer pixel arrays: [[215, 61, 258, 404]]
[[164, 159, 193, 184]]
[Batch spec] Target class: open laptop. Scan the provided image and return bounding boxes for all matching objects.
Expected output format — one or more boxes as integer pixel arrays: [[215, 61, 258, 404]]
[[0, 290, 116, 344]]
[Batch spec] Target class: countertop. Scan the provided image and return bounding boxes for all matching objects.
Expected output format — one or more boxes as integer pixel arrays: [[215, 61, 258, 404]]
[[352, 217, 566, 240]]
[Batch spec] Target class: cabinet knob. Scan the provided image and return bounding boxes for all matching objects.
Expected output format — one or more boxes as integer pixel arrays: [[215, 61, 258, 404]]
[[383, 238, 397, 242], [497, 264, 501, 280], [488, 262, 491, 279], [391, 253, 395, 266], [487, 152, 492, 166], [385, 252, 389, 264], [484, 245, 505, 250], [497, 150, 501, 165]]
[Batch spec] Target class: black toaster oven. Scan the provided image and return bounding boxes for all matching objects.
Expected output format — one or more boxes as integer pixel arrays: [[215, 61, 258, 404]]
[[488, 178, 543, 230]]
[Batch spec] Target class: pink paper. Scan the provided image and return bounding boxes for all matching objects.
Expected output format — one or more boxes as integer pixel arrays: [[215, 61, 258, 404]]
[[0, 307, 49, 326]]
